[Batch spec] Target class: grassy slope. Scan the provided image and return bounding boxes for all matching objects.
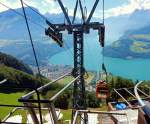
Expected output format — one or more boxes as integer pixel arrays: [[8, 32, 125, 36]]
[[45, 72, 94, 99], [0, 65, 49, 91], [58, 76, 73, 85], [0, 76, 74, 120], [0, 52, 33, 74], [0, 92, 24, 120], [61, 109, 72, 121], [0, 72, 95, 121], [0, 65, 49, 120]]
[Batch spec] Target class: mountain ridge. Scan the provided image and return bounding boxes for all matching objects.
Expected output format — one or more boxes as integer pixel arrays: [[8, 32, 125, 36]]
[[0, 52, 49, 93], [0, 52, 33, 74], [104, 24, 150, 59], [1, 7, 150, 64]]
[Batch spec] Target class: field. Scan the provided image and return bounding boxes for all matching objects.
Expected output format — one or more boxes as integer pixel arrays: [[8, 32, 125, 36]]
[[0, 92, 24, 120], [0, 72, 96, 122]]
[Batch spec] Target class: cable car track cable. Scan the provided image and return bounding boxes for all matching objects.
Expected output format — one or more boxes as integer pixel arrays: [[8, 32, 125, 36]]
[[20, 0, 42, 85], [0, 2, 66, 47], [20, 0, 43, 123], [22, 1, 56, 30], [0, 1, 45, 29]]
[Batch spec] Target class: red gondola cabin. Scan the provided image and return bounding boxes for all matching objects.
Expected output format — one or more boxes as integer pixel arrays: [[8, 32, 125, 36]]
[[96, 80, 109, 99]]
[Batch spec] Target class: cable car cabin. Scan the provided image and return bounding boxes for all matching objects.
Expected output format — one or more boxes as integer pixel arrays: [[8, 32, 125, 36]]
[[96, 80, 109, 99]]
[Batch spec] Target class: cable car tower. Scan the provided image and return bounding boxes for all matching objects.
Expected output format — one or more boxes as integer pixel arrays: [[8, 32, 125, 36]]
[[45, 0, 105, 123]]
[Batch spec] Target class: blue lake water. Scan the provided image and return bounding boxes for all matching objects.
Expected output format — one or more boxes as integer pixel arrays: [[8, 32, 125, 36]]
[[49, 35, 150, 81]]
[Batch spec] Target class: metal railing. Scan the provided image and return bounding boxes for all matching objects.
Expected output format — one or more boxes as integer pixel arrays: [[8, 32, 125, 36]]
[[134, 81, 150, 120], [72, 110, 128, 124], [2, 79, 150, 124], [0, 82, 46, 124], [0, 73, 80, 124], [113, 85, 150, 109]]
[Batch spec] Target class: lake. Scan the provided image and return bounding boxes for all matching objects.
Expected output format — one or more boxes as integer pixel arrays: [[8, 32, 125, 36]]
[[49, 35, 150, 81]]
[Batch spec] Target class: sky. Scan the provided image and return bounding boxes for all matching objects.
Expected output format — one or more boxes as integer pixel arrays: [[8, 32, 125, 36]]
[[0, 0, 150, 18]]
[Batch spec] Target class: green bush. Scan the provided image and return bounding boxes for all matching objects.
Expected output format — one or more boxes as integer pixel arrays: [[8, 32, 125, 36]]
[[108, 75, 134, 100], [0, 65, 49, 93], [87, 91, 100, 108], [54, 93, 70, 109]]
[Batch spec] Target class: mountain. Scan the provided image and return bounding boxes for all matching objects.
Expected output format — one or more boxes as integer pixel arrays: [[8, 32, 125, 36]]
[[0, 65, 49, 93], [0, 53, 49, 93], [0, 39, 72, 66], [0, 7, 45, 40], [0, 52, 33, 74], [127, 9, 150, 30], [104, 25, 150, 59], [104, 9, 150, 43], [1, 7, 150, 65], [0, 7, 76, 39], [103, 9, 150, 59], [104, 14, 129, 42], [0, 7, 72, 65]]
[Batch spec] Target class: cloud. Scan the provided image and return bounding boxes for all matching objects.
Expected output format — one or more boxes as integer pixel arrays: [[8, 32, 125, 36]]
[[0, 0, 61, 14], [104, 0, 150, 18], [0, 0, 21, 12], [1, 0, 150, 18], [24, 0, 62, 14]]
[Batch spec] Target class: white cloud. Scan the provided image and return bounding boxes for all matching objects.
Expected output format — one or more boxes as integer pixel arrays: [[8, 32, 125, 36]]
[[0, 0, 20, 12], [24, 0, 62, 14], [104, 0, 150, 18], [0, 0, 61, 14], [1, 0, 150, 18]]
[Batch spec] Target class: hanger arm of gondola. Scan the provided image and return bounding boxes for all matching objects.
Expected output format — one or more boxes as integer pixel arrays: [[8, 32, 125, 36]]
[[57, 0, 72, 25], [86, 0, 100, 24], [79, 0, 85, 22], [72, 0, 78, 24]]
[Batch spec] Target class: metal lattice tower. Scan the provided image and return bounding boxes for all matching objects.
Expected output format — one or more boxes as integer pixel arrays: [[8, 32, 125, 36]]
[[72, 31, 87, 123], [45, 0, 105, 123], [73, 31, 85, 110]]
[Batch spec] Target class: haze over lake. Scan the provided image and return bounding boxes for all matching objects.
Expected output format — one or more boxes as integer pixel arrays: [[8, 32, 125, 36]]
[[50, 35, 150, 81]]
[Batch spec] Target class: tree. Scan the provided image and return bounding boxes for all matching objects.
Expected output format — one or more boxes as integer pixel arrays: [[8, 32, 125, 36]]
[[54, 93, 70, 109], [87, 91, 100, 108]]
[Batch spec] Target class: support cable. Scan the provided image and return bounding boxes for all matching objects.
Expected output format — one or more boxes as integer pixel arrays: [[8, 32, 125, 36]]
[[22, 1, 56, 30], [22, 1, 47, 20], [0, 1, 45, 29], [20, 0, 42, 81], [72, 0, 78, 24], [84, 6, 87, 21], [0, 2, 64, 46], [83, 0, 87, 21], [22, 1, 65, 45], [79, 0, 85, 22], [101, 0, 107, 81], [20, 0, 43, 123], [82, 1, 94, 73], [102, 0, 105, 58]]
